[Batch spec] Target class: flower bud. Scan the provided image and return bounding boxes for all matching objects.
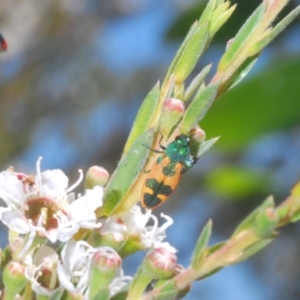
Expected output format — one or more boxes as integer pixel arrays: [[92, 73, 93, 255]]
[[89, 247, 122, 299], [85, 166, 110, 189], [144, 247, 177, 279], [189, 125, 206, 158], [254, 207, 278, 238], [3, 261, 27, 299], [159, 98, 185, 137], [127, 246, 177, 299]]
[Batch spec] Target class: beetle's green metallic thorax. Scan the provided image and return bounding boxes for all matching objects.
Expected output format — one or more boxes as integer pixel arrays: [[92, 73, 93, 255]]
[[164, 134, 194, 167]]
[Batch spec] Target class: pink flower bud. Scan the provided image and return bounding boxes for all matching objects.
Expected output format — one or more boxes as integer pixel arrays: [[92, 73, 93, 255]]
[[89, 247, 122, 296], [163, 98, 185, 114], [160, 98, 185, 137], [92, 247, 122, 273], [190, 126, 206, 142], [3, 262, 27, 297], [85, 166, 110, 189], [144, 247, 177, 279]]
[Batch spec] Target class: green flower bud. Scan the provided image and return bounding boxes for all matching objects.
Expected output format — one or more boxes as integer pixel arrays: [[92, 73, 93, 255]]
[[3, 261, 27, 299], [254, 207, 278, 238]]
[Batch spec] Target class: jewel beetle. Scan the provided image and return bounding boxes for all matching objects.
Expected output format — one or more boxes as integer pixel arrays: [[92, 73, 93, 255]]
[[141, 134, 195, 209]]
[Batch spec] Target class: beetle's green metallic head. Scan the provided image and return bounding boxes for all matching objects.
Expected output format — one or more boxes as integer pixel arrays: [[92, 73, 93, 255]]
[[175, 134, 190, 146]]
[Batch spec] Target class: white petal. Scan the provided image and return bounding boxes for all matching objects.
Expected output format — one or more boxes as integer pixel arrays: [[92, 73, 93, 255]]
[[40, 169, 68, 192], [68, 187, 103, 223], [0, 171, 25, 204], [33, 245, 58, 265], [0, 209, 30, 233], [56, 226, 79, 243], [57, 262, 77, 293]]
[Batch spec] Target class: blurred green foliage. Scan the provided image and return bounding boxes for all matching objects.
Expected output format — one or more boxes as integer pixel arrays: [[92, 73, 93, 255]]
[[202, 58, 300, 150]]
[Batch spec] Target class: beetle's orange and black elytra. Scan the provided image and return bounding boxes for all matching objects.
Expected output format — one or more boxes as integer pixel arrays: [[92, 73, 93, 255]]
[[141, 135, 195, 209]]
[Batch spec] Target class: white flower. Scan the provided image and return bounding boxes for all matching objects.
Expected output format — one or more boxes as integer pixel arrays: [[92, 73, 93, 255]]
[[0, 158, 103, 247], [122, 205, 175, 250], [25, 245, 59, 297], [57, 240, 93, 296], [98, 215, 128, 243], [58, 241, 132, 299]]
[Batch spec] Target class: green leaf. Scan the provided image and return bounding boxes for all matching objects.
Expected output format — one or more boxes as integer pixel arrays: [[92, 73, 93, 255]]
[[194, 241, 225, 280], [163, 21, 199, 87], [195, 136, 219, 158], [181, 81, 219, 133], [251, 5, 300, 55], [183, 64, 212, 101], [207, 241, 226, 254], [191, 220, 212, 269], [102, 130, 154, 216], [218, 2, 265, 71], [290, 211, 300, 223], [226, 53, 259, 91], [202, 59, 300, 151], [198, 0, 217, 25], [172, 21, 209, 85], [233, 237, 274, 264], [210, 3, 236, 37], [119, 237, 144, 258], [232, 196, 274, 237], [124, 83, 160, 153], [284, 181, 300, 223]]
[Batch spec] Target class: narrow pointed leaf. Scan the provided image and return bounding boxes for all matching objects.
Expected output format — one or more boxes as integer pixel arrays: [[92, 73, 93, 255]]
[[124, 83, 160, 153], [101, 130, 154, 216], [163, 21, 199, 87], [232, 196, 274, 237], [172, 21, 209, 85], [218, 2, 265, 71], [251, 5, 300, 55], [210, 4, 236, 38], [198, 0, 217, 25], [181, 82, 219, 133], [191, 220, 212, 269], [196, 137, 219, 158], [233, 238, 274, 264], [226, 54, 259, 91], [183, 64, 212, 101]]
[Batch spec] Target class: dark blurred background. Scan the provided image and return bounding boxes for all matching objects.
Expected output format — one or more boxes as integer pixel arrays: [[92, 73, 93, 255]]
[[0, 0, 300, 299]]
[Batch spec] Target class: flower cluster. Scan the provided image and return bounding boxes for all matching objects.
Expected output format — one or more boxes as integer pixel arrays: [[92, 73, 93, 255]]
[[0, 158, 175, 298]]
